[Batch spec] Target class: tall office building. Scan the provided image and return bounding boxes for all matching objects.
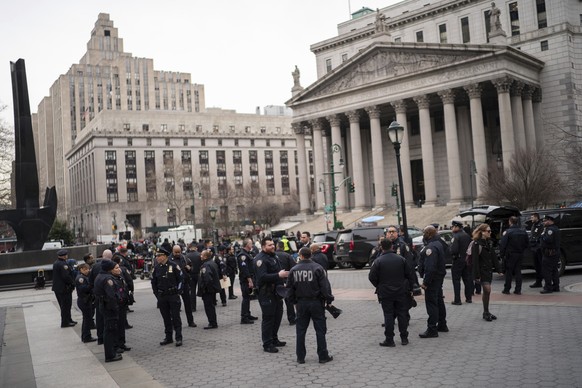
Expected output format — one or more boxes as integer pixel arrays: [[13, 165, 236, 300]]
[[34, 14, 304, 241], [288, 0, 581, 213]]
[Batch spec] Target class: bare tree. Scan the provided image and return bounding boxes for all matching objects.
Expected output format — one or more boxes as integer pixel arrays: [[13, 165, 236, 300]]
[[0, 105, 14, 208], [480, 148, 564, 209]]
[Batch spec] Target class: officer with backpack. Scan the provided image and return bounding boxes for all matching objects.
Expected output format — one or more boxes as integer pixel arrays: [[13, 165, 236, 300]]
[[450, 220, 473, 305]]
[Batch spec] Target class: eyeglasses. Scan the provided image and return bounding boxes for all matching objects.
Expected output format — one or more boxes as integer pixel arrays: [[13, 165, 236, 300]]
[[485, 229, 492, 233], [387, 230, 398, 233]]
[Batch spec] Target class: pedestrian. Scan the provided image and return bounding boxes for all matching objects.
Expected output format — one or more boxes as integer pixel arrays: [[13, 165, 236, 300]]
[[369, 238, 416, 347], [151, 248, 184, 347], [528, 213, 545, 288], [255, 237, 289, 353], [499, 216, 529, 295], [540, 215, 561, 294], [93, 260, 123, 362], [299, 232, 312, 249], [237, 238, 258, 324], [89, 249, 113, 344], [214, 245, 228, 306], [418, 225, 448, 338], [75, 263, 96, 342], [169, 245, 196, 327], [287, 247, 334, 364], [198, 250, 220, 329], [112, 253, 134, 330], [310, 244, 328, 271], [449, 220, 473, 304], [471, 223, 503, 321], [185, 243, 201, 312], [226, 245, 238, 300], [111, 262, 131, 355], [52, 249, 76, 328], [276, 241, 297, 325], [387, 225, 420, 295]]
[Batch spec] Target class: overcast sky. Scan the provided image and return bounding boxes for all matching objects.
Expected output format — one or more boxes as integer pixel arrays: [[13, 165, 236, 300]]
[[0, 0, 403, 126]]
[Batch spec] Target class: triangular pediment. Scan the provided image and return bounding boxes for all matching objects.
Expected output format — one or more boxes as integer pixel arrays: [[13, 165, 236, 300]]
[[290, 42, 505, 104]]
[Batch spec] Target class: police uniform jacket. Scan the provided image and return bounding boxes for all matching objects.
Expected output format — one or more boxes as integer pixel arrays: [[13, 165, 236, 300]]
[[117, 262, 134, 292], [151, 260, 183, 296], [529, 220, 544, 250], [170, 253, 192, 282], [52, 258, 75, 293], [450, 230, 472, 261], [275, 250, 296, 271], [499, 225, 529, 257], [225, 253, 238, 276], [286, 259, 333, 305], [254, 251, 284, 290], [186, 251, 202, 276], [540, 224, 560, 256], [311, 251, 328, 270], [75, 273, 93, 305], [198, 259, 221, 295], [94, 271, 121, 312], [368, 251, 415, 299], [89, 260, 104, 288], [420, 236, 447, 286], [237, 249, 254, 282], [214, 255, 228, 277]]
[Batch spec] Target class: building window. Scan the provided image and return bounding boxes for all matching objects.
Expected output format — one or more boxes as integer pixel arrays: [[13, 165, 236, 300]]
[[266, 140, 270, 147], [201, 138, 205, 146], [234, 138, 239, 146], [218, 139, 222, 146], [415, 30, 424, 43], [540, 40, 549, 51], [409, 114, 420, 136], [325, 58, 332, 73], [127, 138, 132, 146], [341, 53, 348, 62], [280, 151, 289, 195], [125, 151, 138, 202], [394, 37, 401, 43], [123, 123, 131, 131], [179, 124, 185, 132], [438, 24, 447, 43], [213, 125, 219, 133], [260, 126, 266, 134], [461, 17, 470, 43], [145, 150, 157, 201], [183, 138, 188, 146], [107, 138, 113, 146], [165, 138, 170, 146], [509, 2, 520, 36], [250, 139, 254, 147], [281, 140, 285, 147], [167, 208, 177, 226], [146, 138, 152, 146], [161, 124, 167, 131], [142, 124, 149, 131], [163, 151, 174, 192], [196, 125, 202, 132], [537, 0, 547, 29], [105, 151, 118, 203]]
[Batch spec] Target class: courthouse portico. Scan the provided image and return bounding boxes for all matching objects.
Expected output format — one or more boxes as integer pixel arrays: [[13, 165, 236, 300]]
[[288, 41, 544, 214]]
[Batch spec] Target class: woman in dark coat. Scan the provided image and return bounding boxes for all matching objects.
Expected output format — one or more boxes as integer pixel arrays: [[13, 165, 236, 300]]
[[472, 223, 503, 321]]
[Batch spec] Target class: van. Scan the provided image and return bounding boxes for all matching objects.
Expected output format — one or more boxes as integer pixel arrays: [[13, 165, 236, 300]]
[[334, 226, 386, 269], [520, 208, 582, 276], [42, 240, 63, 250]]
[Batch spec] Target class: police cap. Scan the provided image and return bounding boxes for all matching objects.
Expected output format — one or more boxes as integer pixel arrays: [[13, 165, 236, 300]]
[[543, 214, 556, 221], [156, 248, 170, 256], [101, 260, 116, 271], [451, 220, 463, 228], [57, 249, 68, 257]]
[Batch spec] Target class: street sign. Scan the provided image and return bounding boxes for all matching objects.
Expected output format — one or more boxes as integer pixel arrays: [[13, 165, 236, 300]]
[[324, 205, 333, 212], [334, 202, 339, 206]]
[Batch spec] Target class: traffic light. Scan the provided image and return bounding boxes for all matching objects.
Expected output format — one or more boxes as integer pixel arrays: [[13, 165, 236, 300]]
[[349, 181, 355, 193], [391, 184, 398, 197], [190, 205, 195, 214]]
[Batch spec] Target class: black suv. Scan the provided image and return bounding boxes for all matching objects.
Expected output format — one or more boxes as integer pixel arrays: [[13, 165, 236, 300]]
[[520, 208, 582, 276], [334, 226, 386, 269], [312, 231, 340, 269]]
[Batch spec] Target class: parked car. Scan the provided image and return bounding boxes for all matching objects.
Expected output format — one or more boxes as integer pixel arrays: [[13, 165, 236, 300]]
[[334, 226, 386, 269], [312, 231, 340, 269], [520, 208, 582, 276], [458, 205, 521, 243]]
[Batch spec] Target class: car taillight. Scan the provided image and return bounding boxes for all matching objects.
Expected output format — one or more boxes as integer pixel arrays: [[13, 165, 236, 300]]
[[321, 244, 330, 253], [349, 240, 354, 251]]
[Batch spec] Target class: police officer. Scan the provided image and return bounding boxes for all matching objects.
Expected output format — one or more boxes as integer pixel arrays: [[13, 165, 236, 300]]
[[369, 238, 416, 347], [255, 237, 289, 353], [450, 220, 473, 304], [198, 250, 220, 329], [111, 262, 131, 354], [151, 248, 184, 346], [385, 226, 420, 295], [418, 225, 448, 338], [94, 260, 123, 362], [185, 243, 201, 311], [540, 215, 561, 294], [287, 247, 334, 364], [75, 263, 96, 342], [237, 238, 258, 324], [226, 245, 238, 300], [52, 249, 76, 328], [112, 253, 134, 330], [499, 216, 529, 295], [89, 249, 113, 344], [276, 241, 297, 325], [528, 213, 545, 288], [214, 245, 228, 306], [310, 244, 328, 271], [170, 245, 196, 327]]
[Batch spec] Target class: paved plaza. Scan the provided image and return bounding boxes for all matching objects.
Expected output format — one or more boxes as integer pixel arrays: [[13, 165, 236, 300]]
[[1, 268, 582, 388]]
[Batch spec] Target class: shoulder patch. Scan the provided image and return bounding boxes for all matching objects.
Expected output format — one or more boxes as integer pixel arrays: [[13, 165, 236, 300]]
[[78, 278, 84, 283], [107, 279, 114, 286], [64, 265, 69, 270], [241, 256, 246, 261], [451, 238, 455, 243], [201, 267, 206, 274], [405, 245, 410, 252], [256, 260, 263, 267], [548, 230, 553, 235], [176, 265, 181, 271], [426, 248, 432, 256]]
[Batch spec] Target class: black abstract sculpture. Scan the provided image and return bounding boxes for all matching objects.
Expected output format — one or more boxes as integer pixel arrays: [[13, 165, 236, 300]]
[[0, 59, 57, 251]]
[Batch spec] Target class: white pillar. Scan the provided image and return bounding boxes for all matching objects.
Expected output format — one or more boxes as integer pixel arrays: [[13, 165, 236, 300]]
[[310, 119, 326, 212], [326, 115, 346, 211], [346, 110, 366, 210], [438, 89, 463, 205], [510, 81, 526, 151], [493, 77, 515, 168], [292, 122, 310, 214], [464, 84, 488, 200], [391, 100, 414, 207], [522, 85, 537, 152], [532, 88, 544, 150], [365, 106, 386, 208], [413, 95, 437, 206]]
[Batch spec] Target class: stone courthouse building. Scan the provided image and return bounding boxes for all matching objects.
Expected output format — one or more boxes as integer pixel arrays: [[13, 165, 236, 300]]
[[288, 0, 581, 214]]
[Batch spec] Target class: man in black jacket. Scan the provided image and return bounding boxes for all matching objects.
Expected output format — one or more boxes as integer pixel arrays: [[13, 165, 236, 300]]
[[198, 250, 220, 329], [276, 241, 297, 325], [237, 239, 258, 324], [185, 243, 201, 311], [449, 220, 473, 304], [310, 244, 328, 271], [170, 245, 196, 327], [369, 238, 416, 347], [499, 216, 529, 295], [528, 213, 545, 288], [52, 249, 76, 328]]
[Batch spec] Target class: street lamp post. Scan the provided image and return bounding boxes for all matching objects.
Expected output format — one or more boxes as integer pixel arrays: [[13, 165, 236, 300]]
[[318, 178, 329, 231], [386, 121, 409, 241], [208, 205, 218, 243], [469, 160, 477, 209], [324, 144, 347, 230], [191, 183, 201, 242]]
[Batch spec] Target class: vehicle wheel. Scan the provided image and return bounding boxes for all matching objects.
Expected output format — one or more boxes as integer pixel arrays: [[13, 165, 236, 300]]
[[338, 262, 351, 269], [558, 255, 566, 277], [328, 262, 337, 270], [352, 263, 365, 269], [140, 274, 145, 280]]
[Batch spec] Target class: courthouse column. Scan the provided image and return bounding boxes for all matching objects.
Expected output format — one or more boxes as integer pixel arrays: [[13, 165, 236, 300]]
[[493, 77, 515, 168], [532, 88, 544, 150], [438, 89, 463, 205], [464, 84, 488, 199], [413, 95, 437, 206], [310, 119, 326, 212], [346, 110, 366, 210], [326, 115, 347, 211], [391, 100, 414, 207], [510, 81, 526, 151], [292, 122, 311, 214], [522, 85, 537, 152], [365, 105, 386, 208]]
